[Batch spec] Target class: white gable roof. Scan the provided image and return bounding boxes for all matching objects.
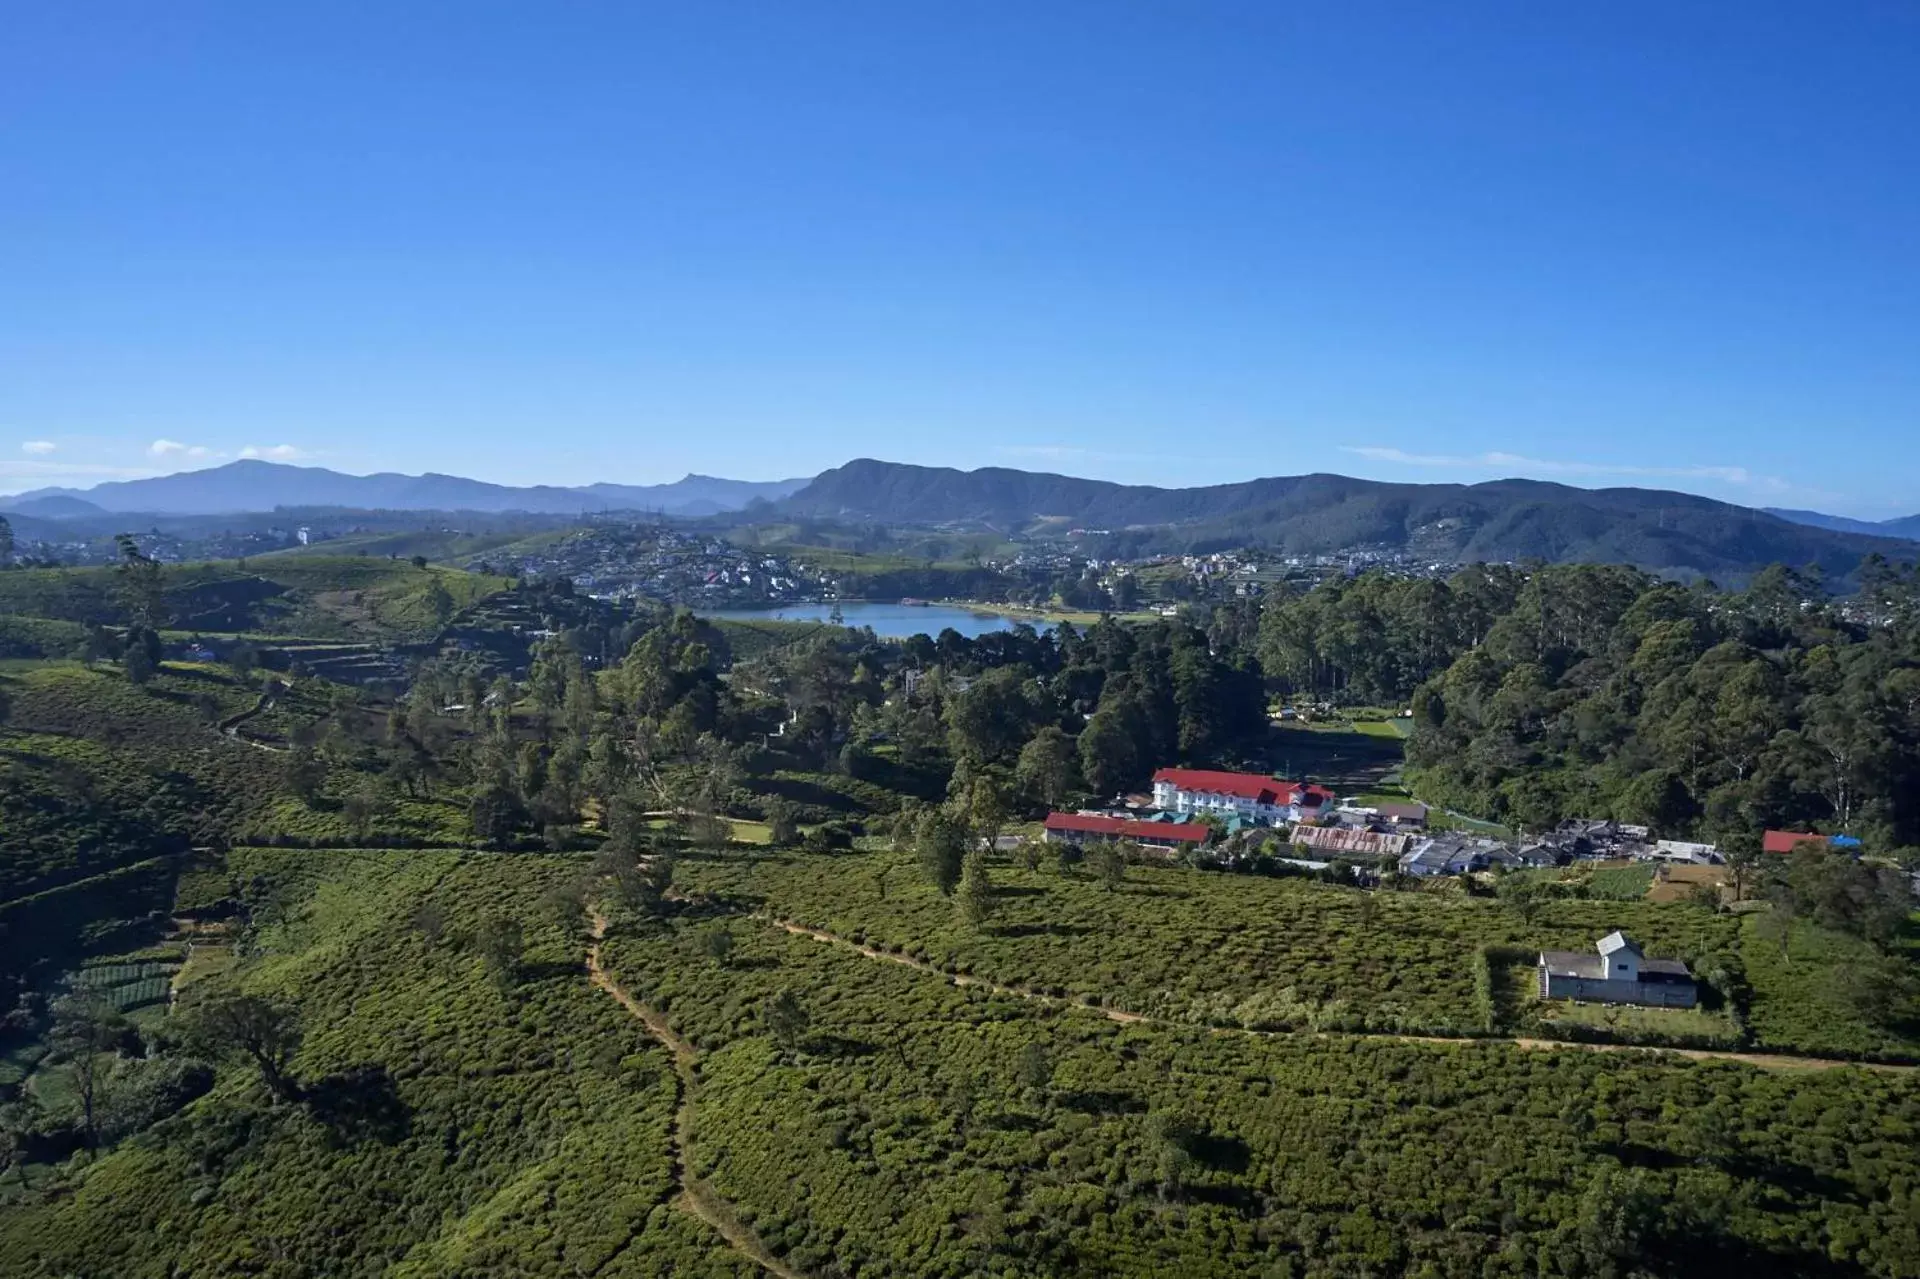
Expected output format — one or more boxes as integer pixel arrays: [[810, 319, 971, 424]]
[[1596, 930, 1642, 956]]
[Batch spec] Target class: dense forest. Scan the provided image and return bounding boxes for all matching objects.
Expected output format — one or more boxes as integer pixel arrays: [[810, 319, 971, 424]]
[[1255, 559, 1920, 852]]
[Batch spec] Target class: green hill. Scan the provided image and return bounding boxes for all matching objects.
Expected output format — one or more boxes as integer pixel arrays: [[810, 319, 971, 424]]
[[0, 558, 511, 641], [785, 460, 1915, 580], [0, 655, 477, 999], [0, 848, 745, 1278]]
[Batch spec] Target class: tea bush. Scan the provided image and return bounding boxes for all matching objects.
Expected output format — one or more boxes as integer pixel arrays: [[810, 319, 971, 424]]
[[0, 849, 753, 1278], [600, 906, 1920, 1278], [676, 850, 1917, 1060]]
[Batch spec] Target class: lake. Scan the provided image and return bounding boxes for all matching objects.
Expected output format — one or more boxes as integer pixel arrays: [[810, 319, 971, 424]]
[[701, 601, 1042, 639]]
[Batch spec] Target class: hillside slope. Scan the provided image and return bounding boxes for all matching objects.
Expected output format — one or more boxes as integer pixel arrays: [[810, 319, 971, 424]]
[[786, 460, 1916, 577], [0, 557, 509, 640], [0, 848, 744, 1279]]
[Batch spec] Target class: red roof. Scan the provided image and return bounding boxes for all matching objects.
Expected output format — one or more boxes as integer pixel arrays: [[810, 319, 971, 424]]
[[1043, 812, 1209, 844], [1151, 768, 1333, 808], [1763, 830, 1830, 855]]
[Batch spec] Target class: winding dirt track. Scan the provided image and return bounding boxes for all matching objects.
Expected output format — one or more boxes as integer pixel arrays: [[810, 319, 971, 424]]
[[217, 680, 290, 752], [764, 916, 1914, 1074], [766, 917, 1147, 1024], [586, 910, 806, 1279]]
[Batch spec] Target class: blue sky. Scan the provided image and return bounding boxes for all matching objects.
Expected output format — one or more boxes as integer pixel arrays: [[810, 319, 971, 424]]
[[3, 4, 1917, 514]]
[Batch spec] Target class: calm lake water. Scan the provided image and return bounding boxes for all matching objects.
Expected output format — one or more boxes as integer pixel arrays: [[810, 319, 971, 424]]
[[701, 601, 1041, 639]]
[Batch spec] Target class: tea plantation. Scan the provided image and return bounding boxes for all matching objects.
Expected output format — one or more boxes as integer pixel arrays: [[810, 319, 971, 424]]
[[598, 877, 1920, 1278], [3, 571, 1919, 1276], [0, 850, 754, 1278], [2, 836, 1918, 1278], [674, 848, 1920, 1062]]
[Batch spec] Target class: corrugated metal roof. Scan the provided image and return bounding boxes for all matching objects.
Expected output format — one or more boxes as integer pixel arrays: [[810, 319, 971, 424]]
[[1289, 825, 1412, 856], [1539, 951, 1603, 979]]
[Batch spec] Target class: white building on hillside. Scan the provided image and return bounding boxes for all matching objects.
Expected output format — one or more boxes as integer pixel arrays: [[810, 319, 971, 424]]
[[1150, 768, 1334, 827], [1536, 931, 1697, 1008]]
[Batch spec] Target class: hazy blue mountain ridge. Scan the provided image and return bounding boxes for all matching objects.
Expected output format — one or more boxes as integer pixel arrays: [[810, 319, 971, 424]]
[[1765, 506, 1920, 540], [6, 460, 810, 516]]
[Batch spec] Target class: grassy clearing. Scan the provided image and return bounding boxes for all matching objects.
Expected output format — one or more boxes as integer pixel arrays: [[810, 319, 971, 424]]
[[1584, 864, 1658, 899], [172, 944, 237, 992], [1534, 997, 1738, 1043], [1435, 811, 1512, 836], [1263, 722, 1404, 794], [954, 602, 1160, 627]]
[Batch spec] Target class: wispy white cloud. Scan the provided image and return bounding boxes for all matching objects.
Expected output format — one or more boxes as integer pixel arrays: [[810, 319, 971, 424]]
[[148, 438, 218, 460], [20, 440, 56, 455], [239, 443, 310, 461], [0, 460, 161, 491], [1342, 445, 1789, 494]]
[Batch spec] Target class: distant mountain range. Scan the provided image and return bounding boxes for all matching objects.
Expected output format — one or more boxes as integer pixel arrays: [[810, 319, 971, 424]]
[[7, 456, 1917, 582], [1764, 507, 1920, 541], [785, 459, 1920, 580], [2, 460, 810, 517]]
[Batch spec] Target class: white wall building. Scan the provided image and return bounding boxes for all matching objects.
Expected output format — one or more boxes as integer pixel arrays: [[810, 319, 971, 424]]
[[1150, 768, 1334, 827], [1537, 931, 1697, 1008]]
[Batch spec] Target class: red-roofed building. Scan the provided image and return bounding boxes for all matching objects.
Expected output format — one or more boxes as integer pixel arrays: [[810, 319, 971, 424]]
[[1763, 830, 1832, 855], [1043, 812, 1210, 851], [1150, 768, 1334, 826]]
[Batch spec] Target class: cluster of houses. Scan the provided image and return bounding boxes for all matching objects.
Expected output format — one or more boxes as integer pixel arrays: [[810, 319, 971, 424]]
[[1393, 819, 1686, 877], [1043, 767, 1331, 855], [1044, 768, 1415, 860], [1043, 768, 1864, 891], [1397, 820, 1854, 877], [1037, 766, 1711, 1011]]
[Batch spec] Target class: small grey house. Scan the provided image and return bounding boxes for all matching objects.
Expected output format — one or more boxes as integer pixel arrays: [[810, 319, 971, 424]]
[[1536, 931, 1697, 1008]]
